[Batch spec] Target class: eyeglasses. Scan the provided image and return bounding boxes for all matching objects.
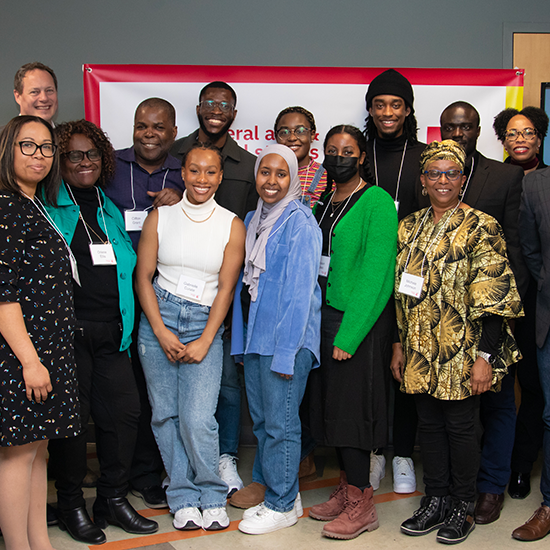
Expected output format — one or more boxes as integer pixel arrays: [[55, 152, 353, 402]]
[[276, 126, 311, 140], [64, 149, 101, 163], [199, 100, 235, 113], [504, 128, 538, 141], [424, 169, 462, 181], [18, 141, 57, 158]]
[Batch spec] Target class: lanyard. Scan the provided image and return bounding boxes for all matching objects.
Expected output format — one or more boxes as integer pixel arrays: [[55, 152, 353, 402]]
[[65, 184, 112, 245], [128, 163, 169, 211], [373, 139, 407, 203], [317, 179, 363, 256], [403, 201, 462, 277]]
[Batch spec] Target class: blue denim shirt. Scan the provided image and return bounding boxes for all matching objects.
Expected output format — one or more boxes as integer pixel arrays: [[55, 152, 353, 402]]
[[45, 184, 136, 351], [232, 201, 322, 375]]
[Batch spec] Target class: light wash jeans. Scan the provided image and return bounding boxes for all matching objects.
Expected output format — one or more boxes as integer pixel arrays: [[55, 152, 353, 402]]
[[138, 281, 225, 512], [244, 348, 314, 512], [536, 333, 550, 507]]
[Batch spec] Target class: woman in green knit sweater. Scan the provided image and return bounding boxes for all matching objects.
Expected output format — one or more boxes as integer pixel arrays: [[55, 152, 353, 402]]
[[307, 125, 397, 540]]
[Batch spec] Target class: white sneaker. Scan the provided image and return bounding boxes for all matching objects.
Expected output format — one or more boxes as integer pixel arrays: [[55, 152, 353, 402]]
[[238, 502, 298, 534], [370, 452, 386, 491], [202, 507, 230, 530], [173, 507, 202, 530], [392, 456, 416, 494], [219, 454, 244, 497], [243, 493, 303, 520]]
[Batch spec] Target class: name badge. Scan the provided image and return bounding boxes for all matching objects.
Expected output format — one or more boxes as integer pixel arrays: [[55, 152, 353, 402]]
[[319, 255, 331, 278], [89, 244, 117, 266], [176, 274, 206, 302], [125, 210, 147, 231], [394, 200, 400, 213], [70, 254, 81, 286], [399, 272, 424, 298]]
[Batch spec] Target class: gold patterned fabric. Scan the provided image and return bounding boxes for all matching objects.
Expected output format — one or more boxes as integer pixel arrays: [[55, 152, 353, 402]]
[[395, 207, 523, 400], [419, 139, 466, 172]]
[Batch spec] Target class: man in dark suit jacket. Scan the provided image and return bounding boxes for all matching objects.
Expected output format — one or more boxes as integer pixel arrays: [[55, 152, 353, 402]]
[[515, 166, 550, 541], [435, 102, 528, 525]]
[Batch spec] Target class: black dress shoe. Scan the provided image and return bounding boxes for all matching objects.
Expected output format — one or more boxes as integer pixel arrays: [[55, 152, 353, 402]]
[[130, 485, 168, 509], [93, 496, 158, 534], [58, 506, 106, 545], [509, 472, 531, 499], [46, 503, 59, 526]]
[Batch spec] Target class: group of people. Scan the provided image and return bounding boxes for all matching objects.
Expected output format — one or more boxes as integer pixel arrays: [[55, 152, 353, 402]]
[[0, 61, 549, 550]]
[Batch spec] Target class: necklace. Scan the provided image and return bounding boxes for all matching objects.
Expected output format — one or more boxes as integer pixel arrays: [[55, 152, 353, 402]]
[[80, 215, 107, 244], [181, 204, 216, 223], [330, 178, 364, 217]]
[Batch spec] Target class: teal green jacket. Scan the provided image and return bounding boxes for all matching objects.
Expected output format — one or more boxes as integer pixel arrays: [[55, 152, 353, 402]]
[[324, 185, 397, 354], [45, 184, 136, 351]]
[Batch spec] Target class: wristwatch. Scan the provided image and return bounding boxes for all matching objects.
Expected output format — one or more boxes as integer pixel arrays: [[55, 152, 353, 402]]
[[477, 350, 495, 364]]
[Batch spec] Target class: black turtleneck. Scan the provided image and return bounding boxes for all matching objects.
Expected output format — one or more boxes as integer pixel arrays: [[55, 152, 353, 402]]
[[68, 185, 120, 322], [366, 133, 425, 221]]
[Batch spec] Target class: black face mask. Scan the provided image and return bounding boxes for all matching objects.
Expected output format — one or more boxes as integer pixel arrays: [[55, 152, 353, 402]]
[[323, 155, 359, 183]]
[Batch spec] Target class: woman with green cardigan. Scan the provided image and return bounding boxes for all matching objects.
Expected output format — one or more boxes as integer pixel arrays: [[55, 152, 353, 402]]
[[307, 125, 397, 540]]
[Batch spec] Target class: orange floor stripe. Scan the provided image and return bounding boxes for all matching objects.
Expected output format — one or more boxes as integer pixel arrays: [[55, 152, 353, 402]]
[[91, 489, 423, 549]]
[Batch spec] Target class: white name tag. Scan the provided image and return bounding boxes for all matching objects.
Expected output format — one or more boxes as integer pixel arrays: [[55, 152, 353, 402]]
[[399, 272, 424, 298], [89, 244, 117, 266], [176, 274, 205, 302], [125, 210, 147, 231], [70, 254, 81, 286], [394, 200, 400, 213], [319, 255, 331, 278]]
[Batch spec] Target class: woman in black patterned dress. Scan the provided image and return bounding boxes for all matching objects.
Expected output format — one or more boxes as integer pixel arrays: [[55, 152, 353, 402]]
[[0, 116, 79, 550]]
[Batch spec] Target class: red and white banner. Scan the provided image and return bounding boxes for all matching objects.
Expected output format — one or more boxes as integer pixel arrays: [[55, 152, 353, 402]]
[[83, 65, 523, 161]]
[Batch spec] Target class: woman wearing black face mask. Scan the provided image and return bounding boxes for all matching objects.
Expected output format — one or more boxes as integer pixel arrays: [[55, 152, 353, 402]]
[[306, 125, 398, 540]]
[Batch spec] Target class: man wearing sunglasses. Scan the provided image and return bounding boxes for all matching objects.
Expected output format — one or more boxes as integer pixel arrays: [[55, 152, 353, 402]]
[[438, 101, 528, 527]]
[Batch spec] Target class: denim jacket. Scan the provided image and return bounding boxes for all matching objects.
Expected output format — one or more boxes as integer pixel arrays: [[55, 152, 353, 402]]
[[232, 200, 322, 375], [45, 184, 136, 351]]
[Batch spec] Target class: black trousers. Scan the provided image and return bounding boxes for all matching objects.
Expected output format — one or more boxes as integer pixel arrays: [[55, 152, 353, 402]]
[[392, 379, 418, 456], [49, 319, 140, 510], [415, 394, 479, 503], [127, 299, 165, 490], [512, 279, 544, 473]]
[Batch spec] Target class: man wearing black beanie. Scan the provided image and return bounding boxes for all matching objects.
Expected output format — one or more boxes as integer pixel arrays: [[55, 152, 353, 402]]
[[363, 68, 425, 496]]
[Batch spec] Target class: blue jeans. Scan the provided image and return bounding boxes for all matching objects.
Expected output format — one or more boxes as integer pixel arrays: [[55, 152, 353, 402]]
[[536, 334, 550, 507], [215, 333, 242, 456], [477, 369, 517, 493], [244, 349, 314, 513], [138, 282, 225, 512]]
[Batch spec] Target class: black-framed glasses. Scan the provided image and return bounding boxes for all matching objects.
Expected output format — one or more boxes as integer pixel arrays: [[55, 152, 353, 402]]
[[424, 169, 462, 181], [18, 141, 57, 158], [276, 126, 311, 140], [198, 100, 235, 113], [504, 128, 537, 141], [64, 149, 101, 163]]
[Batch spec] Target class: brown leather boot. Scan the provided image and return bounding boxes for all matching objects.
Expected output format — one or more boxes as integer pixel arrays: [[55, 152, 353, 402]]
[[229, 482, 266, 509], [298, 452, 317, 482], [309, 471, 347, 521], [322, 485, 379, 539]]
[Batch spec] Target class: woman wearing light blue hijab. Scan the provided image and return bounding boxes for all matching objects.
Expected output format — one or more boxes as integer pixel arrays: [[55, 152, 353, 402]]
[[231, 144, 322, 535]]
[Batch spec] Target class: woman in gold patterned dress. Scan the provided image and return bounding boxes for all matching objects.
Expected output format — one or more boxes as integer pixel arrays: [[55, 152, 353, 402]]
[[394, 141, 523, 545]]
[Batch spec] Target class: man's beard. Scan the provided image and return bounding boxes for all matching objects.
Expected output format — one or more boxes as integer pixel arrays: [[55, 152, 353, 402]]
[[198, 114, 233, 143]]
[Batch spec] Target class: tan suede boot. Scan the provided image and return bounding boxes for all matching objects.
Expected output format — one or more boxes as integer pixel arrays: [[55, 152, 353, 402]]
[[229, 482, 266, 509], [309, 471, 347, 521], [322, 485, 379, 539]]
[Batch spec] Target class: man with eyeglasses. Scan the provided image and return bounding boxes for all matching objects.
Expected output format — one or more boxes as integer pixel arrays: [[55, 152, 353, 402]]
[[104, 97, 185, 512], [171, 81, 257, 500], [438, 100, 529, 527]]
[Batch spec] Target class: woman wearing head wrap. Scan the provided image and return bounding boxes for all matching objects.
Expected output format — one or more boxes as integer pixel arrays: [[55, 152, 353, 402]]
[[395, 140, 523, 544], [230, 144, 322, 535]]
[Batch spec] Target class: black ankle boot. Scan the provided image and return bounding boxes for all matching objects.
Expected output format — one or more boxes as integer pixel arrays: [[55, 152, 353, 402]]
[[58, 506, 106, 545], [436, 499, 475, 544], [93, 496, 158, 534], [508, 471, 531, 499], [401, 495, 451, 536]]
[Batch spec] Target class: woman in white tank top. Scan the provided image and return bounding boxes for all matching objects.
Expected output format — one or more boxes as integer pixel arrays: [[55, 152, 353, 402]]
[[135, 143, 245, 532]]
